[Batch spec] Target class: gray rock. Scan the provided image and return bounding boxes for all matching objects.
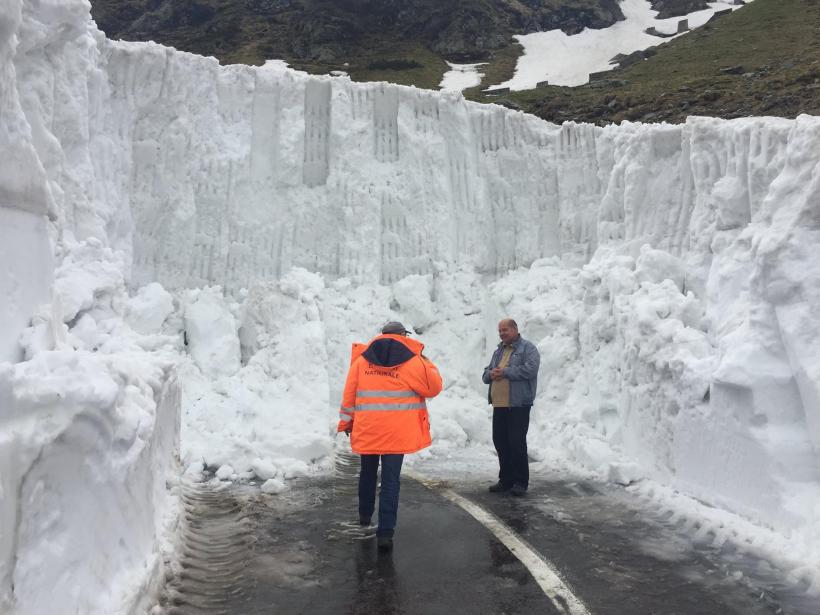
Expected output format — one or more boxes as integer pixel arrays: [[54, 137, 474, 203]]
[[719, 65, 744, 75]]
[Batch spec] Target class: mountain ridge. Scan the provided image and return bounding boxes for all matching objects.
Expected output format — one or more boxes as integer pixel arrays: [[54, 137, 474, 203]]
[[91, 0, 626, 65]]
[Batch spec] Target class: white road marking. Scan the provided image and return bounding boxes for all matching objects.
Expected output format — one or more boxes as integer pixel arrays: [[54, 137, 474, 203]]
[[406, 470, 591, 615]]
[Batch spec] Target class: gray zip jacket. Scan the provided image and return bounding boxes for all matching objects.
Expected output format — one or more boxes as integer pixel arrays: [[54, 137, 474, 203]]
[[482, 336, 540, 407]]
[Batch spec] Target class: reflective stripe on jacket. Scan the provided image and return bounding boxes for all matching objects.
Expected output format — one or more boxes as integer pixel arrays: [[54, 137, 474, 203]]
[[337, 334, 442, 455]]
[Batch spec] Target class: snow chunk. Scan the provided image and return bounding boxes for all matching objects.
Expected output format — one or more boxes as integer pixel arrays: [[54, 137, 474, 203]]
[[127, 283, 174, 334], [391, 274, 436, 333], [635, 244, 687, 292], [183, 287, 240, 379], [261, 478, 287, 494], [251, 458, 278, 481], [607, 461, 643, 486], [215, 464, 234, 481]]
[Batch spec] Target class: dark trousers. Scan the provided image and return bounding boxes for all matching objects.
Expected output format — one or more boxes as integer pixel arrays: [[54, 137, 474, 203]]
[[359, 454, 404, 537], [492, 406, 531, 489]]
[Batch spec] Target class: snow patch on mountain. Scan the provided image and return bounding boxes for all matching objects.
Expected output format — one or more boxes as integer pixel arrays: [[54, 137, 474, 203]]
[[496, 0, 750, 89]]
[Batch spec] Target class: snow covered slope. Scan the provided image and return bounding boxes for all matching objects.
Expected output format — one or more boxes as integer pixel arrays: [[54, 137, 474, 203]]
[[3, 0, 820, 611], [496, 0, 750, 89]]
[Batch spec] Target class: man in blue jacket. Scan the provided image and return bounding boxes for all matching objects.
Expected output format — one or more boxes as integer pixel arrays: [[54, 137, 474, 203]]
[[482, 319, 540, 497]]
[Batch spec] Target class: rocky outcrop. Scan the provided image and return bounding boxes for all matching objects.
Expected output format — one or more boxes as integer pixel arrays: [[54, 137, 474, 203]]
[[90, 0, 626, 64], [651, 0, 710, 19]]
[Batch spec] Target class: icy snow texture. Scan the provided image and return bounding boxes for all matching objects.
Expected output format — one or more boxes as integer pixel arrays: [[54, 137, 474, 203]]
[[3, 0, 820, 608]]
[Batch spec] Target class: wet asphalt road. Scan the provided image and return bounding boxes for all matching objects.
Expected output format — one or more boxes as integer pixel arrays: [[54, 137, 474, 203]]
[[158, 459, 818, 615]]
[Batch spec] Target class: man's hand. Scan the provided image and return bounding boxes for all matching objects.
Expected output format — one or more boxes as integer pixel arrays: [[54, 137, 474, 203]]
[[490, 367, 505, 381]]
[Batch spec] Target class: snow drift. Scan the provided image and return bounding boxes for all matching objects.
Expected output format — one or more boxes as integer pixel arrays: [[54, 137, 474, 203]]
[[3, 0, 820, 611]]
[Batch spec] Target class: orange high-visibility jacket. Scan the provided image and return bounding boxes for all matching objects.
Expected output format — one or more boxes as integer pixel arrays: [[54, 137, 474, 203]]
[[337, 334, 443, 455]]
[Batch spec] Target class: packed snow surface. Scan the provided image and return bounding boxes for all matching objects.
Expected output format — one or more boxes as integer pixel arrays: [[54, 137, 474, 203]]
[[3, 0, 820, 612], [495, 0, 749, 89]]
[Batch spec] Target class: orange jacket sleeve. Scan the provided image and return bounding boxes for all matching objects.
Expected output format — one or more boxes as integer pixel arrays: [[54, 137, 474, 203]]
[[400, 355, 443, 399], [337, 357, 359, 433]]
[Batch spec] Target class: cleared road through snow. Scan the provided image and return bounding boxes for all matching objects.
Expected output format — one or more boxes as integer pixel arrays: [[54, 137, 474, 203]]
[[155, 460, 816, 614]]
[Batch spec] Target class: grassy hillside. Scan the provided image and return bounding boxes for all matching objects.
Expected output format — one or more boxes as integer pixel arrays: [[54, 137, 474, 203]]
[[503, 0, 820, 123]]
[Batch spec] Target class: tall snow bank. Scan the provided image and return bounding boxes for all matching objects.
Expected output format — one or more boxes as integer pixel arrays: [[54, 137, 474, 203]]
[[1, 1, 181, 613], [0, 240, 182, 614], [0, 0, 53, 363], [0, 351, 180, 614]]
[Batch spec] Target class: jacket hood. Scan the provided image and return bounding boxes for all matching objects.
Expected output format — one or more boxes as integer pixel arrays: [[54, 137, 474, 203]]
[[362, 334, 424, 368]]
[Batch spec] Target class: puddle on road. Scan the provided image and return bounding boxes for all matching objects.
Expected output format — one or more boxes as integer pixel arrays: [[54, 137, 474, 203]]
[[252, 544, 318, 589]]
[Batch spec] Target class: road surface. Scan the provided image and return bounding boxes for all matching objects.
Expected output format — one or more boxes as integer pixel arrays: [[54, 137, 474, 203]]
[[156, 455, 816, 615]]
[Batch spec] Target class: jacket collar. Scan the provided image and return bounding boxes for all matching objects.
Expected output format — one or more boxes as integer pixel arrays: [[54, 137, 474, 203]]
[[375, 333, 424, 355], [497, 335, 522, 350]]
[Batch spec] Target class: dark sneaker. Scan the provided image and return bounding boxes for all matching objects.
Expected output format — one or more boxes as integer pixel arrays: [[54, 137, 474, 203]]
[[359, 516, 371, 526], [488, 481, 512, 493], [377, 536, 393, 552], [510, 484, 527, 497]]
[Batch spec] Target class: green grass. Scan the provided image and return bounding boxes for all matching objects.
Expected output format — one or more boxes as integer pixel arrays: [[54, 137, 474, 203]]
[[297, 42, 450, 89], [462, 40, 524, 100]]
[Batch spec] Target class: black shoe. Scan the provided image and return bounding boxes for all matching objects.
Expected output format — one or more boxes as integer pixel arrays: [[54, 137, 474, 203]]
[[377, 536, 393, 552], [489, 481, 512, 493], [510, 484, 527, 497], [359, 516, 371, 526]]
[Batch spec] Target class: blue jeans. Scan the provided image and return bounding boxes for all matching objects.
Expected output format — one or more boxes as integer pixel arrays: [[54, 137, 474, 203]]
[[359, 454, 404, 537]]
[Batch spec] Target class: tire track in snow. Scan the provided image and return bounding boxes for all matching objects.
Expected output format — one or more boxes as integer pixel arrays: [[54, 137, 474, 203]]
[[158, 480, 256, 615]]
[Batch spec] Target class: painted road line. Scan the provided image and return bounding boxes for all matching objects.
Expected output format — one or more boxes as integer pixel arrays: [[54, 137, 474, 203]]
[[406, 470, 591, 615]]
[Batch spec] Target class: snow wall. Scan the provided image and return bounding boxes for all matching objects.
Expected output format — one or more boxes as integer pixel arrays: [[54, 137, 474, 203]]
[[3, 0, 820, 610], [103, 21, 820, 544], [1, 1, 181, 613]]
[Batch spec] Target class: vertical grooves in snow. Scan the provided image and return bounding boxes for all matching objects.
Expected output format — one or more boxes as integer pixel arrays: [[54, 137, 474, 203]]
[[374, 85, 400, 163], [303, 80, 331, 187]]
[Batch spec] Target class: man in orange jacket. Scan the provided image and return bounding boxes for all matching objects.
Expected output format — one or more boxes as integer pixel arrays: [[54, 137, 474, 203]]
[[337, 321, 442, 552]]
